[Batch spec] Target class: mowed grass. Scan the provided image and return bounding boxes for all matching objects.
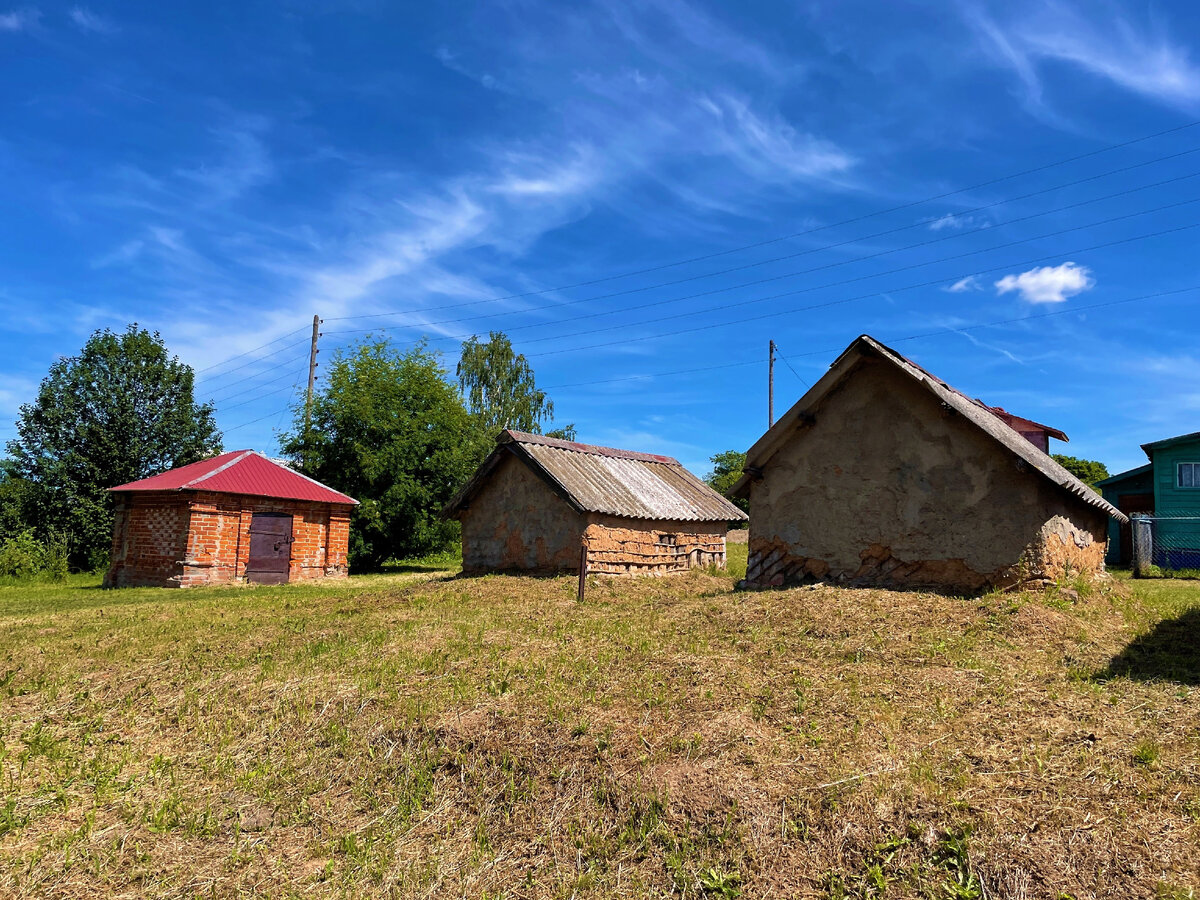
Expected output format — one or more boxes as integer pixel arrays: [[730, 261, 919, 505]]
[[0, 556, 1197, 899]]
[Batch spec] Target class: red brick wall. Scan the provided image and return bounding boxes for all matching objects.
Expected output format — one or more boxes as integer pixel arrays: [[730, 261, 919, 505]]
[[105, 491, 353, 588], [105, 492, 189, 587]]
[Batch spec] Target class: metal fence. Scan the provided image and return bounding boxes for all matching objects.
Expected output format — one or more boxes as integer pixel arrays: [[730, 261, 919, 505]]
[[1131, 514, 1200, 577]]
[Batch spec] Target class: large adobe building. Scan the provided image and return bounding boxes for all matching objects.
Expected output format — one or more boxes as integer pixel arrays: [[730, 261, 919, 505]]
[[446, 430, 747, 576], [105, 450, 357, 588], [730, 336, 1126, 592]]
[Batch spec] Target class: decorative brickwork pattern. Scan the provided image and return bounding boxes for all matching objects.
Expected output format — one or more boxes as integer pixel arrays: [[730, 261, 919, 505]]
[[105, 490, 352, 588]]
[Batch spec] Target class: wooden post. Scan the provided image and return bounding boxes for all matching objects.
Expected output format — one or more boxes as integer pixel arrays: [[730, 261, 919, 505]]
[[1132, 514, 1152, 578], [768, 339, 777, 428], [305, 314, 320, 437], [577, 541, 588, 601]]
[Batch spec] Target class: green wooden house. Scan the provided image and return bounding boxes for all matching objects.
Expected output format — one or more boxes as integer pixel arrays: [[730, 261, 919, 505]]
[[1098, 430, 1200, 565]]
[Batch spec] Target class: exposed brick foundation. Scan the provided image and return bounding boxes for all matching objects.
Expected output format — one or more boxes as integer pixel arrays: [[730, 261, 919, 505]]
[[105, 490, 352, 588], [743, 513, 1108, 594], [583, 516, 727, 575]]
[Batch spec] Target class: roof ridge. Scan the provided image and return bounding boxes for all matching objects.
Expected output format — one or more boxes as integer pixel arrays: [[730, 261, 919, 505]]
[[499, 430, 681, 465], [183, 449, 256, 489]]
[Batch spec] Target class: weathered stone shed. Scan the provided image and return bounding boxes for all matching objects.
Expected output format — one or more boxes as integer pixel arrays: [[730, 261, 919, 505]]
[[105, 450, 357, 588], [730, 336, 1126, 592], [446, 430, 748, 575]]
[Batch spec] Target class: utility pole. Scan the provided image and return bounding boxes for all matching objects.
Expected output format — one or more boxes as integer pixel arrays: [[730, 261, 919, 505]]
[[305, 314, 321, 442], [768, 339, 777, 428]]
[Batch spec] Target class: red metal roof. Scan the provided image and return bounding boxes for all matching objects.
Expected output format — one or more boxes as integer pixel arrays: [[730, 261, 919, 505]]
[[109, 450, 357, 505]]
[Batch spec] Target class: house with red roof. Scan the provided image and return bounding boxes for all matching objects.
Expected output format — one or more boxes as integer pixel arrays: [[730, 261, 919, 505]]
[[104, 450, 357, 588]]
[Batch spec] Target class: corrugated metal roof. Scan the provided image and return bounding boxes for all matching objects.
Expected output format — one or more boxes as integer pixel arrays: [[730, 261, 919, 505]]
[[447, 431, 748, 522], [110, 450, 358, 505], [735, 335, 1126, 523]]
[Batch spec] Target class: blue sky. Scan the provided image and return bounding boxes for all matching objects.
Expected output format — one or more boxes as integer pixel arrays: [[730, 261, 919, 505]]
[[3, 0, 1200, 477]]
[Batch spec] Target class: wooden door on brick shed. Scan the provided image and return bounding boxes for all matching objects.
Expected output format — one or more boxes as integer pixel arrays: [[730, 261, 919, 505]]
[[246, 513, 294, 584]]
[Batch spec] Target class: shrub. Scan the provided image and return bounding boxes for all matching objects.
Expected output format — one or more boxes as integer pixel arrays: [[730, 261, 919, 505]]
[[0, 530, 43, 579], [0, 529, 74, 581]]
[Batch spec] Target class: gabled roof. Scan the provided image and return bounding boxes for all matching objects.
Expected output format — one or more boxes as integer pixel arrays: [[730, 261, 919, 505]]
[[110, 450, 357, 505], [730, 335, 1125, 523], [1141, 430, 1200, 457], [446, 430, 747, 522], [1094, 463, 1153, 489]]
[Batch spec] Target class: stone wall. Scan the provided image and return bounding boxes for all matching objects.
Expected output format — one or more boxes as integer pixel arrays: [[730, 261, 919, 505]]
[[743, 353, 1111, 592], [105, 491, 352, 588], [583, 516, 727, 575]]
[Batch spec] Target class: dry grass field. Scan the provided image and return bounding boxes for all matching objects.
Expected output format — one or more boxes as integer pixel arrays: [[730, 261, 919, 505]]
[[1, 547, 1198, 899]]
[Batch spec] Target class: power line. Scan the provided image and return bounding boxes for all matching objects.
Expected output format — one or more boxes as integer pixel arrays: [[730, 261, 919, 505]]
[[196, 337, 312, 386], [514, 190, 1200, 351], [323, 179, 1200, 351], [204, 352, 312, 404], [195, 326, 309, 376], [215, 380, 304, 414], [539, 283, 1200, 391], [321, 117, 1200, 324], [319, 204, 1200, 362], [525, 217, 1200, 359], [325, 142, 1200, 327], [213, 281, 1199, 439], [775, 345, 811, 389]]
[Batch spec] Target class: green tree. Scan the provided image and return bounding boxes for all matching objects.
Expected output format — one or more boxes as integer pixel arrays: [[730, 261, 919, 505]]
[[1052, 454, 1110, 491], [457, 332, 575, 441], [7, 325, 222, 568], [706, 449, 749, 516], [0, 460, 32, 542], [283, 338, 478, 571]]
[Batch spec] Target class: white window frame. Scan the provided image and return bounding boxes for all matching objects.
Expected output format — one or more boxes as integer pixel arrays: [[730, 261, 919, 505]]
[[1177, 461, 1200, 489]]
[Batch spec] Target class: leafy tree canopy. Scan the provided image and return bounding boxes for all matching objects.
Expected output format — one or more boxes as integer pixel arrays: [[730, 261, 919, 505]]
[[1052, 454, 1110, 490], [706, 449, 749, 516], [6, 324, 222, 567], [457, 332, 575, 442], [282, 338, 479, 571]]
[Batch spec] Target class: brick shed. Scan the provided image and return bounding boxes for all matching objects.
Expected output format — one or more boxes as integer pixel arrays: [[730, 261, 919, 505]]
[[730, 336, 1127, 592], [445, 430, 748, 576], [104, 450, 357, 588]]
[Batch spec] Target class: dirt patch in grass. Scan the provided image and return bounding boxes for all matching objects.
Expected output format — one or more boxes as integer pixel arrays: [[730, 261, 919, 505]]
[[0, 569, 1197, 898]]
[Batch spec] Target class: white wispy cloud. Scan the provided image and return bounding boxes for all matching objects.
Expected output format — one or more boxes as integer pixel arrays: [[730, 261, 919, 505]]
[[69, 6, 115, 34], [0, 7, 37, 30], [928, 212, 987, 232], [175, 118, 273, 205], [90, 239, 144, 269], [994, 261, 1094, 303], [945, 274, 983, 293], [699, 93, 854, 182], [963, 1, 1200, 109]]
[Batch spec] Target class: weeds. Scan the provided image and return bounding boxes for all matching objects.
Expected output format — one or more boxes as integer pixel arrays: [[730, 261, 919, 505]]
[[0, 567, 1196, 897]]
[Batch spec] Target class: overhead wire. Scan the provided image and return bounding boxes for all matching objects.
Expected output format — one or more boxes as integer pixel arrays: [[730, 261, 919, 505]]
[[321, 176, 1200, 350], [209, 118, 1200, 437], [195, 326, 309, 376], [524, 216, 1200, 359], [322, 117, 1200, 323], [325, 142, 1200, 328], [195, 119, 1200, 424], [538, 283, 1200, 391]]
